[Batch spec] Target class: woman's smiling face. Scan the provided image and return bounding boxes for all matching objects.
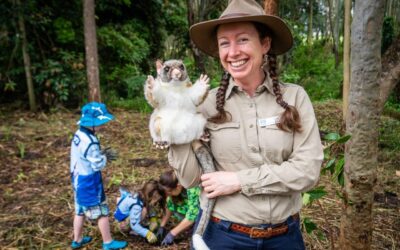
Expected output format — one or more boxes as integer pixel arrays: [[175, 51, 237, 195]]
[[217, 22, 270, 87]]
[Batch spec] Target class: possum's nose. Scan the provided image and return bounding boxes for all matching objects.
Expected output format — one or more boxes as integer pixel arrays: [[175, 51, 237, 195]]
[[171, 68, 182, 80]]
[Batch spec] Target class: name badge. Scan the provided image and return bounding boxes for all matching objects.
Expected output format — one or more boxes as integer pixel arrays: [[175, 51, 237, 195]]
[[258, 116, 279, 127]]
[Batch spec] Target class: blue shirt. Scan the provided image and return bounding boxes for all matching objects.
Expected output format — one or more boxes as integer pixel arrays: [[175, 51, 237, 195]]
[[70, 127, 107, 206], [114, 189, 150, 238]]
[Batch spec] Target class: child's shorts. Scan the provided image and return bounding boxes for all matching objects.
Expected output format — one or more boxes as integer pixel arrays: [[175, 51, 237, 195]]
[[75, 200, 109, 220]]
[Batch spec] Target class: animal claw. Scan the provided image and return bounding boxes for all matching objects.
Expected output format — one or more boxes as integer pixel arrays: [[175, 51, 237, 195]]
[[153, 141, 170, 150]]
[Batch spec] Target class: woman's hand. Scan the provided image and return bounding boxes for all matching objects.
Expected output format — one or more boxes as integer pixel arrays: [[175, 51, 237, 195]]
[[201, 171, 241, 198]]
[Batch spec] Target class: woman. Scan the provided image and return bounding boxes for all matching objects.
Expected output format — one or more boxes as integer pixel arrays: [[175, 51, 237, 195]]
[[157, 170, 200, 246], [168, 0, 323, 249]]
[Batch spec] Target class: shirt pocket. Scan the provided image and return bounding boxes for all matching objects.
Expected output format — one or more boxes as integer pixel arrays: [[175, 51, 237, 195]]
[[259, 124, 293, 163], [206, 122, 242, 164]]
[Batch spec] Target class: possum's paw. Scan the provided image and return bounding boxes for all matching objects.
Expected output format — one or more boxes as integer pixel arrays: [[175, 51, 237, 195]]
[[145, 75, 158, 108], [153, 141, 170, 150], [193, 74, 210, 105], [146, 75, 155, 89], [198, 74, 210, 87]]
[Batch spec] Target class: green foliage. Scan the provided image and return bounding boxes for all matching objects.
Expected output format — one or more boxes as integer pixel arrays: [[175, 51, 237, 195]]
[[302, 217, 318, 234], [98, 22, 150, 64], [17, 141, 25, 159], [107, 173, 124, 189], [2, 126, 12, 141], [302, 132, 350, 243], [53, 18, 75, 44], [98, 22, 152, 99], [282, 42, 343, 101], [379, 117, 400, 151], [321, 132, 350, 186], [4, 81, 17, 92], [382, 16, 395, 54], [162, 0, 189, 58], [302, 186, 327, 206], [104, 89, 152, 113], [14, 172, 28, 183], [33, 50, 86, 106], [126, 75, 147, 99]]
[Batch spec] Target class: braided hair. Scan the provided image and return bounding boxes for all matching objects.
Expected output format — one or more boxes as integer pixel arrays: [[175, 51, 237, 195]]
[[208, 70, 232, 124], [268, 54, 302, 132]]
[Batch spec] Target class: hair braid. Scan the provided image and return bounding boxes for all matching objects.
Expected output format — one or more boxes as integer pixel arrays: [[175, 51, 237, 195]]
[[268, 54, 302, 133], [208, 71, 231, 124]]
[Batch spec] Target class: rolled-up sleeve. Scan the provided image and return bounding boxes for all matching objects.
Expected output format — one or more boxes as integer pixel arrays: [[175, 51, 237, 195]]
[[168, 143, 202, 188], [238, 87, 323, 195]]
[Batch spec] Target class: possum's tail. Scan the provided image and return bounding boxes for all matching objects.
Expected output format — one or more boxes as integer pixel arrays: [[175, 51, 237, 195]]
[[193, 198, 215, 250], [193, 234, 210, 250], [192, 141, 216, 250]]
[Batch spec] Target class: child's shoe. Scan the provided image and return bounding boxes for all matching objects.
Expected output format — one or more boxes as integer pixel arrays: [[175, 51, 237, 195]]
[[71, 236, 92, 249], [102, 240, 127, 250]]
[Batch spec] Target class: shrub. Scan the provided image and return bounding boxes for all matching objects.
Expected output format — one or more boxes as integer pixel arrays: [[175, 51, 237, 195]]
[[282, 42, 342, 101]]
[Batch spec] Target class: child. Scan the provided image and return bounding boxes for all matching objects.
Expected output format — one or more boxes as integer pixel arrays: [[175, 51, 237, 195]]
[[156, 170, 200, 246], [70, 102, 127, 250], [113, 180, 165, 244]]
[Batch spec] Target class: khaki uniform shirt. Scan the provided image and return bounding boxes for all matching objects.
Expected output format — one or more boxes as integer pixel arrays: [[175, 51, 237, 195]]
[[168, 75, 323, 225]]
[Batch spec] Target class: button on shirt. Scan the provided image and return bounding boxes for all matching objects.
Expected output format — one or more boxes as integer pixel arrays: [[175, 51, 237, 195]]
[[168, 74, 323, 225]]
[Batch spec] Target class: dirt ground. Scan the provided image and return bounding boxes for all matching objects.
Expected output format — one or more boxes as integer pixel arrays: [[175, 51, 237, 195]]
[[0, 102, 398, 250]]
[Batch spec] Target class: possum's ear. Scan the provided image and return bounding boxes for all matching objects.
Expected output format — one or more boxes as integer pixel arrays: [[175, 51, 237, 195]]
[[156, 60, 163, 75]]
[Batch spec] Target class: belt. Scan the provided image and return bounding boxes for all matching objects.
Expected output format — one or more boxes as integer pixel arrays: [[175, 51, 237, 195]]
[[211, 213, 299, 239]]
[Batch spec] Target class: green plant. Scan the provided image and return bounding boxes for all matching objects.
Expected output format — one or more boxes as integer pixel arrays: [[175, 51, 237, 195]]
[[53, 17, 76, 44], [382, 16, 395, 54], [322, 133, 351, 186], [17, 141, 25, 159], [2, 126, 12, 141], [302, 132, 351, 249], [107, 173, 124, 189], [282, 42, 343, 101], [14, 172, 28, 183], [34, 51, 86, 105], [4, 81, 16, 91]]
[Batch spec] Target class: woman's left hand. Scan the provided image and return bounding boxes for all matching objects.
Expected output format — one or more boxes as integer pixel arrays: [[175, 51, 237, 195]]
[[201, 171, 241, 198]]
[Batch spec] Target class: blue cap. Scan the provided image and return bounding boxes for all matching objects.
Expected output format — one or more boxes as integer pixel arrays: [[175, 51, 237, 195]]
[[77, 102, 114, 127]]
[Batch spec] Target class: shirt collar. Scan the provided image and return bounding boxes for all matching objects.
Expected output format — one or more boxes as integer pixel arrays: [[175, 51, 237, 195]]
[[79, 126, 95, 136], [224, 71, 276, 100]]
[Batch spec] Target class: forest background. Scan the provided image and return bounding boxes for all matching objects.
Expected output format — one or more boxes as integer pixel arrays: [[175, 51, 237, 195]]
[[0, 0, 399, 249]]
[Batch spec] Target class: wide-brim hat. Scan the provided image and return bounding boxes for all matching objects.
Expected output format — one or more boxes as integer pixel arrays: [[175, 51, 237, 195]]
[[189, 0, 293, 57], [77, 102, 114, 127]]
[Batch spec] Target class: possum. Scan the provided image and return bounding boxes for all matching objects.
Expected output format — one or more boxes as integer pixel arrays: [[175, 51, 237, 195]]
[[144, 59, 209, 148], [145, 59, 214, 250]]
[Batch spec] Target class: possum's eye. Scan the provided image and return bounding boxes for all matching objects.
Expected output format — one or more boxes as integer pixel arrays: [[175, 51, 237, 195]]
[[179, 64, 185, 71], [164, 66, 170, 72]]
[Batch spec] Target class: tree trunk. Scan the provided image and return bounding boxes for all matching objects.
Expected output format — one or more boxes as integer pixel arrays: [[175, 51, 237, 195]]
[[186, 0, 207, 74], [16, 0, 36, 111], [379, 35, 400, 112], [342, 0, 351, 120], [307, 0, 313, 45], [264, 0, 279, 15], [326, 0, 340, 68], [340, 1, 385, 249], [386, 0, 393, 16], [334, 0, 341, 55], [83, 0, 101, 102]]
